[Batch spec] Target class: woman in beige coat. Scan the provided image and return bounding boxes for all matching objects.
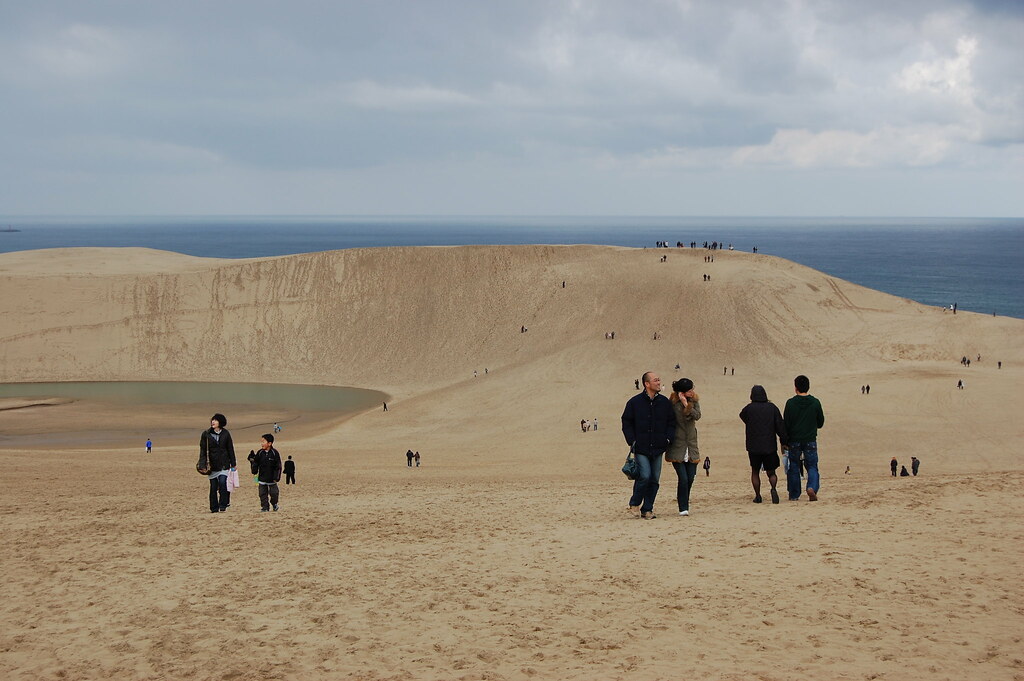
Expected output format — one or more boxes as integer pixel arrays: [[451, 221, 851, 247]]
[[666, 378, 701, 516]]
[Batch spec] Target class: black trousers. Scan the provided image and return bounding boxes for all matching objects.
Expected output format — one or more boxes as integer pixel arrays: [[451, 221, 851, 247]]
[[209, 475, 230, 512], [259, 483, 280, 510], [285, 472, 295, 484]]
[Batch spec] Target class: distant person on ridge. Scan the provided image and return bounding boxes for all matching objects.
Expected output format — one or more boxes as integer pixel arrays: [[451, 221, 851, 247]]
[[703, 456, 711, 476], [621, 372, 676, 520], [911, 457, 920, 476], [739, 385, 786, 504], [284, 455, 296, 484], [146, 438, 152, 453], [891, 457, 899, 477], [783, 375, 825, 502], [666, 378, 701, 516]]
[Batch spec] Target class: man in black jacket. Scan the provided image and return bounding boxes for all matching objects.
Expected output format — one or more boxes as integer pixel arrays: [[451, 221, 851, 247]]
[[621, 372, 676, 519], [739, 385, 787, 504], [248, 434, 283, 512]]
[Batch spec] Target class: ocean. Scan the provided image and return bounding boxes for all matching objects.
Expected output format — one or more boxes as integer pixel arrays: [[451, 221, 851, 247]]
[[1, 216, 1021, 319]]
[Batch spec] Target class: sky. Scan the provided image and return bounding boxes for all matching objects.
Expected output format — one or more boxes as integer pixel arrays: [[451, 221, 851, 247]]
[[0, 0, 1021, 217]]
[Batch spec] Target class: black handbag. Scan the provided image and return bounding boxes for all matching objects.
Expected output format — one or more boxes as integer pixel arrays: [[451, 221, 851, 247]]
[[621, 445, 639, 480], [196, 431, 212, 475]]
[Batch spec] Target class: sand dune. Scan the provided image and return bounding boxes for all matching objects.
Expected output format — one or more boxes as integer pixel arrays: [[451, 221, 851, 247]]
[[1, 245, 1022, 680]]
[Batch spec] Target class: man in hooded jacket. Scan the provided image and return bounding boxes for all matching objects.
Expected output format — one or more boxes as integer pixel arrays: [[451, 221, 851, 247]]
[[739, 385, 787, 504]]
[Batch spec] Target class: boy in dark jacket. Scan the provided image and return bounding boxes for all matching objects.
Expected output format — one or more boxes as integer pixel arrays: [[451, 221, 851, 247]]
[[739, 385, 787, 504], [248, 433, 283, 512]]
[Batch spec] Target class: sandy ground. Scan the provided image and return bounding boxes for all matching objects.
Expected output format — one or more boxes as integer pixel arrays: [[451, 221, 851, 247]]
[[1, 245, 1022, 680]]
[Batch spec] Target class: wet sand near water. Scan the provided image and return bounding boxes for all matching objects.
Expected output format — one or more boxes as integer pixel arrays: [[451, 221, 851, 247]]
[[0, 398, 367, 449]]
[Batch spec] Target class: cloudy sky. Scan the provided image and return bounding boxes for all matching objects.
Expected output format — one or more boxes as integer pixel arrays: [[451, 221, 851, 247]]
[[1, 0, 1021, 216]]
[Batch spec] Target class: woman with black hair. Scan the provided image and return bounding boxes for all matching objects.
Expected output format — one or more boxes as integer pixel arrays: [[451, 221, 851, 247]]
[[666, 378, 702, 516], [199, 413, 236, 513]]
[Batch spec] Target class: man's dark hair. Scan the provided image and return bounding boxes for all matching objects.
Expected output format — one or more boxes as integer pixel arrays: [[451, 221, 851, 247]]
[[641, 371, 653, 387], [262, 433, 274, 443], [794, 375, 810, 393]]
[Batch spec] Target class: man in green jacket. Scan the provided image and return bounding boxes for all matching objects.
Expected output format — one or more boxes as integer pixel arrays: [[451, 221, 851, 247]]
[[783, 375, 825, 501]]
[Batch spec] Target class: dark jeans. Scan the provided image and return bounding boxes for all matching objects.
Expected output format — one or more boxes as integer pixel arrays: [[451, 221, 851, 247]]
[[285, 472, 295, 484], [209, 474, 230, 512], [628, 452, 663, 514], [671, 461, 698, 512], [258, 483, 280, 510]]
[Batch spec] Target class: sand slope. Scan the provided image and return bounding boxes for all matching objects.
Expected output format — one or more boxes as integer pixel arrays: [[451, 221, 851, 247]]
[[1, 245, 1022, 680]]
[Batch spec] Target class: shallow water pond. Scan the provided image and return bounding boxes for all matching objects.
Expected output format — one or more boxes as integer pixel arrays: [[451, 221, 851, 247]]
[[0, 381, 385, 411], [0, 381, 387, 448]]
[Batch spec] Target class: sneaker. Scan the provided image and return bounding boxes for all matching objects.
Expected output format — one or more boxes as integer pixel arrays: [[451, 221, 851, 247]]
[[679, 510, 689, 516], [807, 488, 818, 501], [641, 512, 657, 520], [627, 505, 641, 518], [770, 489, 780, 504], [752, 496, 763, 504], [260, 508, 269, 512], [272, 504, 279, 512]]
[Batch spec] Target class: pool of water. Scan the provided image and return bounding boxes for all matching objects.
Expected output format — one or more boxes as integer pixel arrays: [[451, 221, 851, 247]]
[[0, 381, 388, 448], [0, 381, 386, 412]]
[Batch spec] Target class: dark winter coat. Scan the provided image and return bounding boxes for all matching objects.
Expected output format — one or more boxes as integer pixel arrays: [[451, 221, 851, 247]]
[[621, 391, 676, 457], [199, 428, 236, 473], [248, 447, 283, 483], [739, 385, 787, 453]]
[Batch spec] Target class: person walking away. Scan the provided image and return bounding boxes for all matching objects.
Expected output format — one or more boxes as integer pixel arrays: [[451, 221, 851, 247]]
[[199, 413, 236, 513], [284, 455, 296, 484], [621, 372, 676, 519], [248, 434, 283, 511], [703, 456, 711, 477], [406, 449, 414, 467], [890, 457, 898, 477], [146, 438, 152, 454], [414, 451, 421, 467], [911, 457, 920, 476], [739, 385, 787, 504], [783, 375, 825, 502], [666, 378, 701, 516]]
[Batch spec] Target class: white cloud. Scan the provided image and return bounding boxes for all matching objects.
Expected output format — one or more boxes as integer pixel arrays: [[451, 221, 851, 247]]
[[25, 24, 134, 79], [342, 80, 480, 111], [0, 1, 1020, 215], [729, 126, 960, 168], [896, 35, 977, 103], [52, 135, 225, 173]]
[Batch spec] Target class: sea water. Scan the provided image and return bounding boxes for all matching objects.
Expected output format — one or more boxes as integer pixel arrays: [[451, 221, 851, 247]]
[[1, 215, 1021, 318]]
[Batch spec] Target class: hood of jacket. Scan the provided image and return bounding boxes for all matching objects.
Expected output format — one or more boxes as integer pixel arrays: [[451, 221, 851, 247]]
[[750, 385, 768, 402]]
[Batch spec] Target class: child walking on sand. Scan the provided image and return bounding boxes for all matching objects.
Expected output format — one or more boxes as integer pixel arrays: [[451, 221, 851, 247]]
[[248, 434, 283, 512]]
